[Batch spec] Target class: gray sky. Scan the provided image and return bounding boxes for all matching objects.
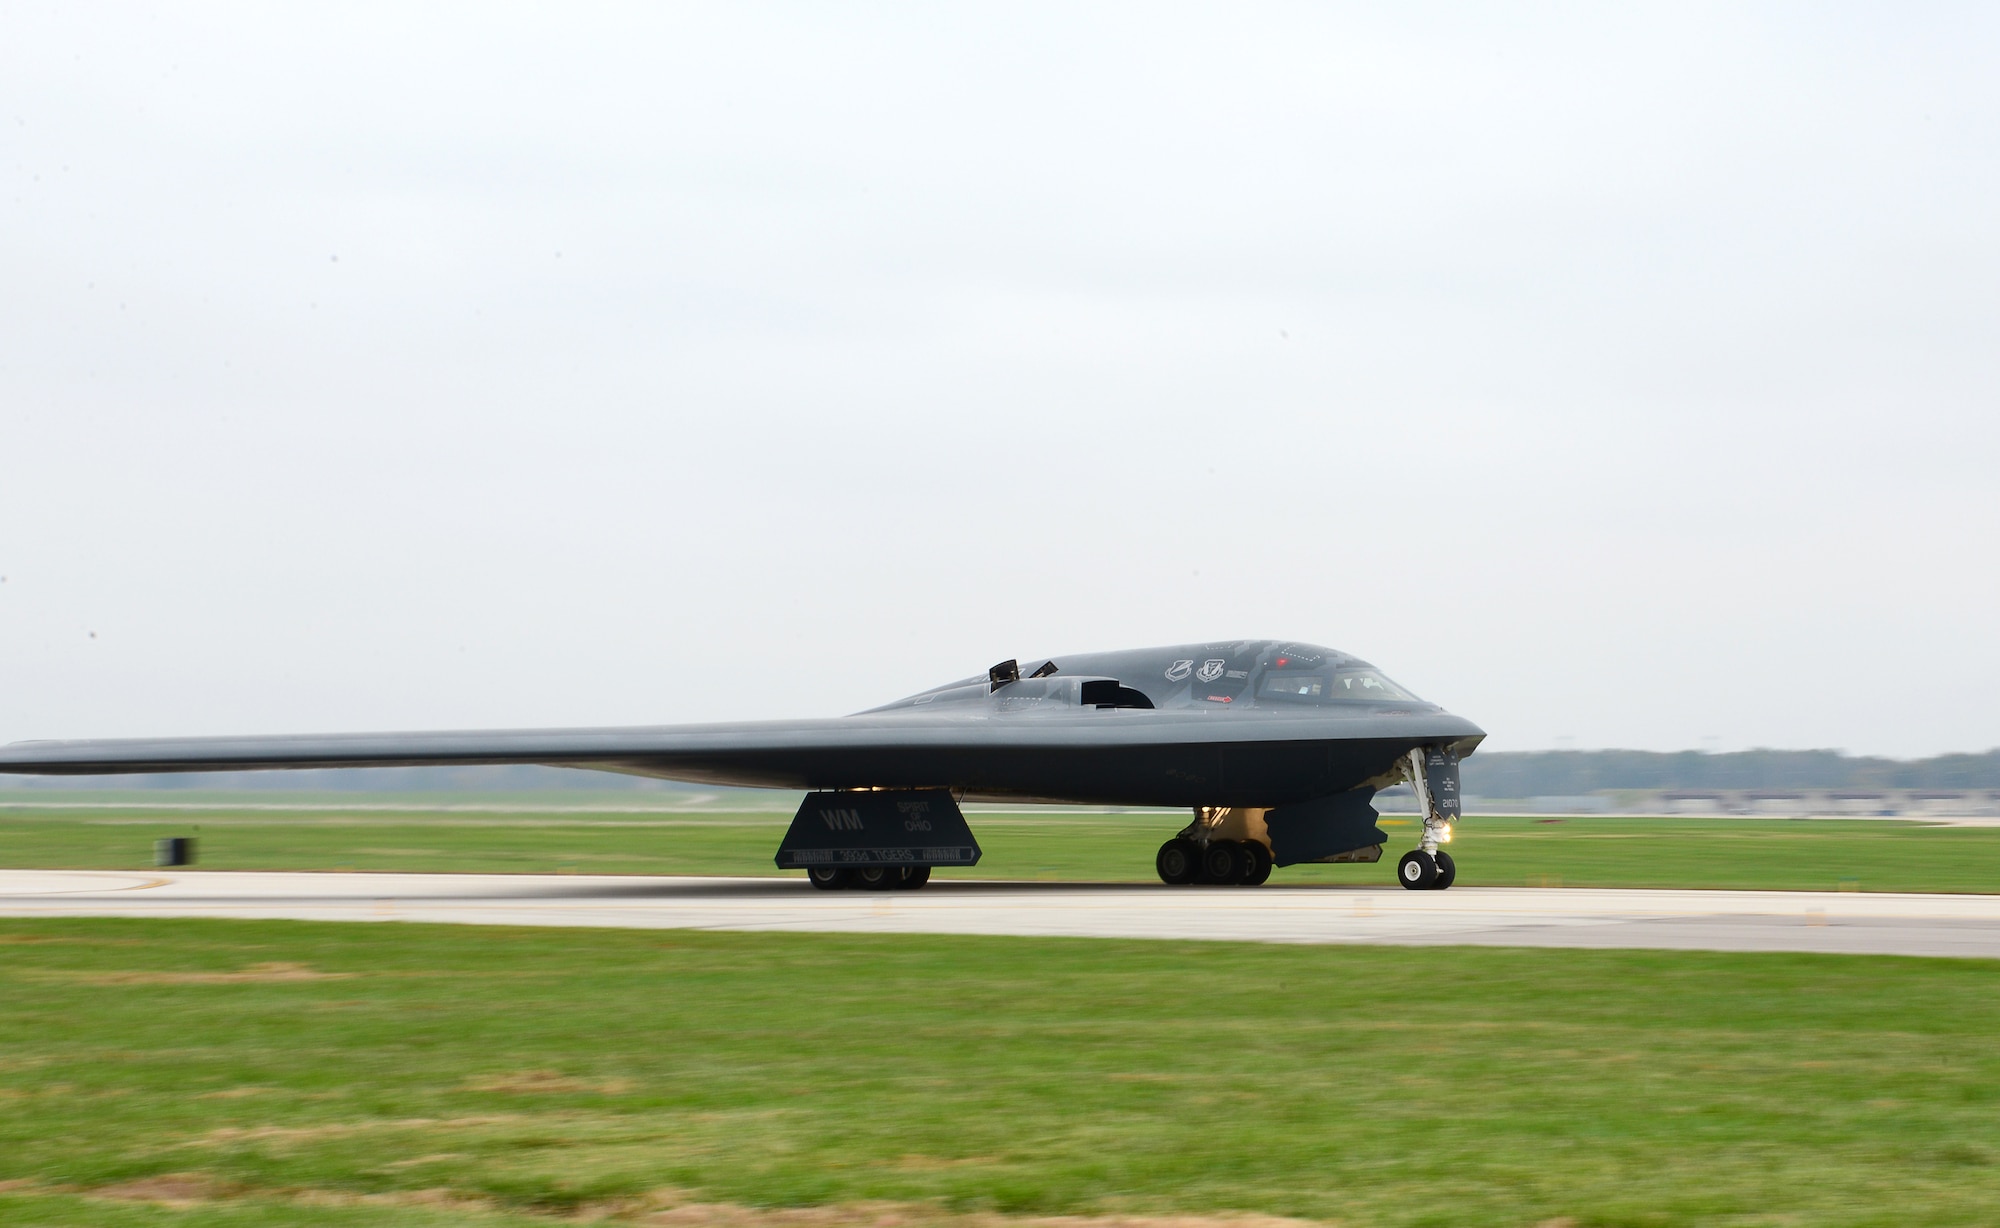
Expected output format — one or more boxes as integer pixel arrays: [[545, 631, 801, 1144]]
[[3, 3, 1996, 757]]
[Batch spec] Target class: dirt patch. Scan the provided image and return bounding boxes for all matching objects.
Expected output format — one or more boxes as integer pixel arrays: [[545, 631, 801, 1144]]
[[379, 1152, 469, 1171], [196, 1114, 529, 1147], [70, 961, 354, 985], [91, 1173, 236, 1206], [636, 1209, 1330, 1228], [57, 1182, 1347, 1228], [886, 1155, 999, 1171], [289, 1185, 500, 1212], [464, 1069, 632, 1095], [91, 1178, 497, 1215]]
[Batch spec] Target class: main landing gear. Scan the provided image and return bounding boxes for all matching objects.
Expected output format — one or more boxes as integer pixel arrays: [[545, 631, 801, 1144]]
[[1154, 836, 1273, 885], [1156, 806, 1276, 887], [806, 865, 932, 891]]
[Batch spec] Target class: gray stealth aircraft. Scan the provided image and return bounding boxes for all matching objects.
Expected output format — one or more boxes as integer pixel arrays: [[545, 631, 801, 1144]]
[[0, 639, 1483, 891]]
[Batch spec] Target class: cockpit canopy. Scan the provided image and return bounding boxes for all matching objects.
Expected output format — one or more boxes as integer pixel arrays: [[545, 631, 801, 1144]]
[[867, 640, 1429, 714]]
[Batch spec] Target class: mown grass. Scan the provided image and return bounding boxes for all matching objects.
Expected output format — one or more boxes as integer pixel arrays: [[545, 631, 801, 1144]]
[[4, 800, 2000, 893], [2, 918, 1999, 1227]]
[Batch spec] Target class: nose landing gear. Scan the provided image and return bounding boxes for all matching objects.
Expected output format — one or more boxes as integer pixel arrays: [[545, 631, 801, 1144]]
[[1396, 848, 1456, 890], [1398, 746, 1462, 890]]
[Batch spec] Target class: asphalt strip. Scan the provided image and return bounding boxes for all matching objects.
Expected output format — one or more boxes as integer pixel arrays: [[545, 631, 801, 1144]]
[[4, 871, 2000, 958]]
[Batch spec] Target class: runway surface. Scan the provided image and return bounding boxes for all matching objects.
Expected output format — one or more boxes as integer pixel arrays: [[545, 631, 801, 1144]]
[[7, 869, 2000, 957]]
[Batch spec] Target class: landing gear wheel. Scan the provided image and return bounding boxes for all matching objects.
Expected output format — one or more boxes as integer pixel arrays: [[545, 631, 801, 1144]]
[[1398, 849, 1438, 890], [1201, 840, 1246, 885], [1239, 842, 1274, 886], [807, 866, 854, 891], [1431, 851, 1456, 890], [855, 865, 899, 891], [1156, 838, 1200, 885], [893, 865, 932, 891]]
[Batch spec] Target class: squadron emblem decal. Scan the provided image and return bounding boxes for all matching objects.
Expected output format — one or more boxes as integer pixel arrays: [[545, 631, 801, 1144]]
[[1164, 659, 1194, 682], [1196, 659, 1227, 683]]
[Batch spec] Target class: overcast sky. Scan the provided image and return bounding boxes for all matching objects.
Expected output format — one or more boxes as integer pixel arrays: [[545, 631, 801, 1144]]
[[2, 3, 1995, 757]]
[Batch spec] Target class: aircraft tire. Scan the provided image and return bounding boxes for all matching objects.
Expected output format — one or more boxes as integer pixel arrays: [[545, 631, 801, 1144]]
[[893, 865, 932, 890], [1155, 838, 1200, 885], [1431, 851, 1456, 890], [1201, 840, 1245, 885], [1240, 842, 1274, 886], [1397, 849, 1438, 890], [855, 866, 898, 891], [807, 866, 854, 891]]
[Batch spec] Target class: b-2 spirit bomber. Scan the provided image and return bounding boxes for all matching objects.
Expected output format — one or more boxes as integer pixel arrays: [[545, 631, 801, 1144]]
[[0, 640, 1483, 891]]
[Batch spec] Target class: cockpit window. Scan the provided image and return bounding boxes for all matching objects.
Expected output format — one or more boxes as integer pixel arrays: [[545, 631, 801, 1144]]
[[1257, 674, 1325, 700], [1330, 669, 1415, 701], [1256, 669, 1418, 703]]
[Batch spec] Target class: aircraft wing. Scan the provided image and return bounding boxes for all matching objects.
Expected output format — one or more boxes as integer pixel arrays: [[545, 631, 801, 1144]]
[[0, 707, 1484, 807], [0, 719, 865, 778]]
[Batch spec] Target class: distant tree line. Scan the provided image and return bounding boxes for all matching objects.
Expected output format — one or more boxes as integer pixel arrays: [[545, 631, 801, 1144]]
[[1462, 749, 2000, 797]]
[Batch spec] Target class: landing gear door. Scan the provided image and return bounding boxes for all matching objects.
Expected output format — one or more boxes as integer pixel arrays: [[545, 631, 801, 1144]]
[[1422, 747, 1461, 822], [1264, 790, 1389, 866], [775, 789, 982, 870]]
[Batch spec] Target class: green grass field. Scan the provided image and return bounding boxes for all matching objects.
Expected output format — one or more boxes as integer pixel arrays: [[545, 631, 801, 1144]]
[[3, 919, 1999, 1227], [4, 797, 2000, 893], [7, 802, 2000, 1226]]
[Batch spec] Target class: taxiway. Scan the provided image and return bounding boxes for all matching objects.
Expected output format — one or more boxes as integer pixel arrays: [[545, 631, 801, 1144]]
[[5, 870, 2000, 957]]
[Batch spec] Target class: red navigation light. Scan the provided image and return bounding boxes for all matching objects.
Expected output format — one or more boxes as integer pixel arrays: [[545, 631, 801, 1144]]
[[1275, 657, 1289, 667]]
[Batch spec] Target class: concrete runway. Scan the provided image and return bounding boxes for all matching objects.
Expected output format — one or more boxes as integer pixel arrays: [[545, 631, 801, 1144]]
[[7, 869, 2000, 957]]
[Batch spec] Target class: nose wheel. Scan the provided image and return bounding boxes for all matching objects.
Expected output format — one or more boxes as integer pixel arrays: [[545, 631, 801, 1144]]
[[1397, 849, 1456, 890], [1397, 745, 1462, 890]]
